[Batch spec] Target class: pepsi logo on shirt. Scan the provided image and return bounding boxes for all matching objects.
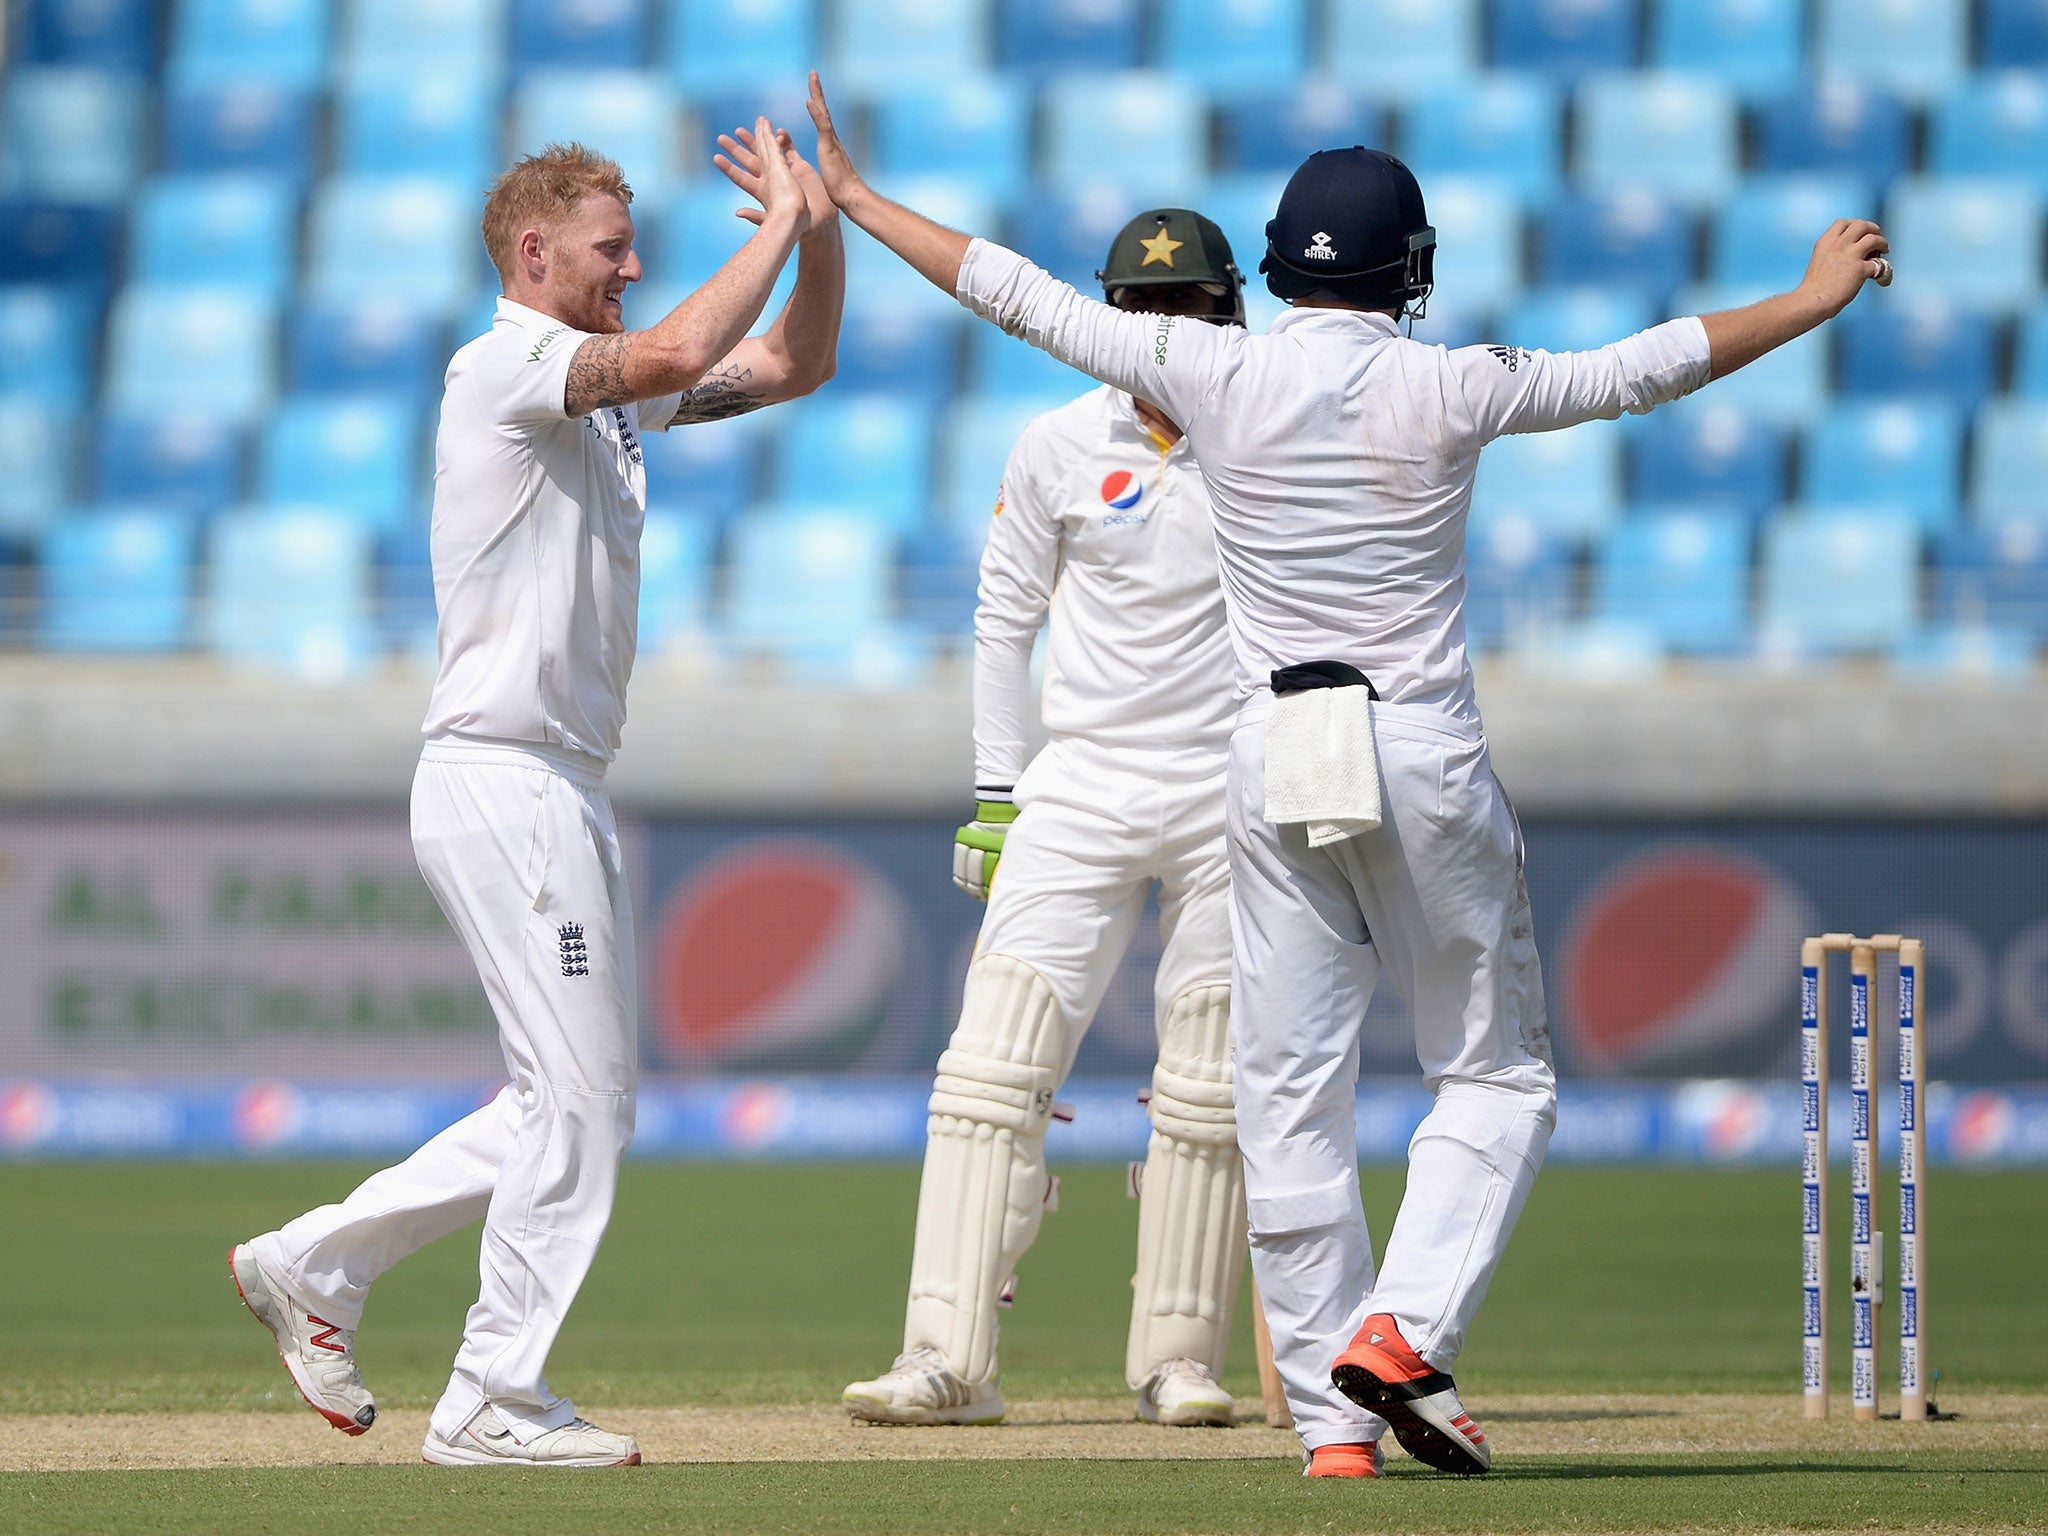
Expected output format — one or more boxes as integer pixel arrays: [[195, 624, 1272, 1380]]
[[1100, 472, 1147, 526]]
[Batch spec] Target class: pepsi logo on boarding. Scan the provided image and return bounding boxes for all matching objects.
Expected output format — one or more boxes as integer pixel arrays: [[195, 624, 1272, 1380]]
[[1557, 845, 1813, 1075]]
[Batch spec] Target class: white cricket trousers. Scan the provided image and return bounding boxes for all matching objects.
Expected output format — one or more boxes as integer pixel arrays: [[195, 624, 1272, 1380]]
[[1226, 698, 1556, 1451], [248, 742, 637, 1442]]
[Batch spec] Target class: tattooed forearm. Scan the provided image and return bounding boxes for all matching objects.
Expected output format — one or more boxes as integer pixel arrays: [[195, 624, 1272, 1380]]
[[668, 362, 767, 424], [564, 333, 632, 416]]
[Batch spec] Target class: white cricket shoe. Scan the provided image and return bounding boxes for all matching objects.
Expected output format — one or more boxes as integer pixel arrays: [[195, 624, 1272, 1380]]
[[228, 1242, 377, 1436], [842, 1346, 1005, 1425], [1137, 1358, 1236, 1427], [422, 1404, 643, 1467]]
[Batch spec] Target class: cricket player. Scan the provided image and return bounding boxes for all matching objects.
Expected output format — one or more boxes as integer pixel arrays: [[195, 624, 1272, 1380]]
[[228, 126, 843, 1467], [843, 210, 1249, 1430], [800, 72, 1887, 1477]]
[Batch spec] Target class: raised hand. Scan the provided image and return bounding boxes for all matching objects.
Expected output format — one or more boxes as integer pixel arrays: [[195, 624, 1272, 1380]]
[[716, 124, 836, 233], [805, 71, 865, 211], [1799, 219, 1890, 318], [717, 115, 811, 239]]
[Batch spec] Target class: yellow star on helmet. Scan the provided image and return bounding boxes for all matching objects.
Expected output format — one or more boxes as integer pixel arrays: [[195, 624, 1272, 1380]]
[[1138, 227, 1183, 268]]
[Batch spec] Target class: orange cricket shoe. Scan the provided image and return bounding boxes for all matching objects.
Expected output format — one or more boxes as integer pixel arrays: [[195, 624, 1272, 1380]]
[[1304, 1441, 1384, 1478], [1330, 1313, 1491, 1475]]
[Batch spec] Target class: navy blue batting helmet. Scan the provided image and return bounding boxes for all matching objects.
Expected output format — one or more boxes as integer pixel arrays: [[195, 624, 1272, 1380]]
[[1260, 147, 1435, 315]]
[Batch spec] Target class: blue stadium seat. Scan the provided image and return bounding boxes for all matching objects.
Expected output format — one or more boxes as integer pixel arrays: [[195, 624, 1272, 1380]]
[[511, 71, 683, 211], [1801, 401, 1964, 530], [1814, 0, 1965, 102], [1755, 84, 1912, 190], [162, 83, 317, 180], [1500, 286, 1654, 355], [773, 395, 934, 532], [1427, 177, 1526, 314], [1630, 404, 1788, 519], [259, 397, 418, 535], [1409, 301, 1489, 350], [872, 78, 1032, 205], [832, 305, 964, 408], [1401, 76, 1563, 204], [666, 0, 813, 92], [1488, 0, 1637, 81], [1971, 400, 2048, 521], [1886, 176, 2044, 311], [105, 286, 278, 423], [965, 325, 1094, 400], [2, 68, 146, 204], [1329, 0, 1478, 100], [511, 0, 649, 71], [1159, 0, 1308, 95], [0, 400, 70, 543], [1009, 184, 1146, 291], [636, 508, 715, 653], [39, 507, 197, 652], [1838, 296, 1998, 410], [1710, 175, 1875, 289], [0, 284, 90, 409], [1759, 509, 1921, 652], [1983, 0, 2048, 65], [1469, 419, 1623, 543], [1890, 619, 2039, 678], [1931, 518, 2048, 637], [1592, 508, 1753, 653], [1930, 73, 2048, 194], [18, 0, 161, 72], [996, 0, 1140, 76], [937, 396, 1073, 539], [338, 76, 498, 188], [1651, 0, 1803, 99], [0, 201, 120, 309], [1217, 81, 1376, 175], [289, 299, 447, 401], [900, 524, 984, 637], [170, 0, 332, 90], [1043, 73, 1208, 196], [377, 519, 437, 657], [830, 0, 988, 92], [1201, 172, 1286, 290], [94, 413, 244, 512], [641, 414, 764, 526], [130, 176, 298, 298], [341, 0, 506, 81], [1538, 190, 1692, 300], [722, 505, 896, 668], [1671, 283, 1830, 424], [1576, 73, 1741, 209], [698, 82, 818, 155], [2019, 307, 2048, 396], [307, 178, 477, 316], [207, 506, 378, 674], [1465, 514, 1572, 651], [658, 181, 780, 290]]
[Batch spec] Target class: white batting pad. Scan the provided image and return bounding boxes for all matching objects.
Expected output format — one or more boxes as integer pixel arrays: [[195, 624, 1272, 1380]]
[[1128, 983, 1247, 1387], [905, 953, 1066, 1384]]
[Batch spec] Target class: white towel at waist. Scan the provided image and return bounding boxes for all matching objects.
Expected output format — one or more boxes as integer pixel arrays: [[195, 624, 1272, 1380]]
[[1263, 686, 1382, 847]]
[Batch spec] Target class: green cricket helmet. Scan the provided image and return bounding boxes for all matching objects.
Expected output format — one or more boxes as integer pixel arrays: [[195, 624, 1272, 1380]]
[[1097, 208, 1247, 326]]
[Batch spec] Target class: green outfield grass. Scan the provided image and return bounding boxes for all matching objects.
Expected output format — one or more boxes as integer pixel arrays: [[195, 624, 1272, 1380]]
[[4, 1162, 2043, 1412], [4, 1161, 2045, 1534]]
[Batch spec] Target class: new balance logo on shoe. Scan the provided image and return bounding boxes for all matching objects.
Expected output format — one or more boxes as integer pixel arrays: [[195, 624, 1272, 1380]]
[[559, 923, 589, 978], [307, 1317, 349, 1353]]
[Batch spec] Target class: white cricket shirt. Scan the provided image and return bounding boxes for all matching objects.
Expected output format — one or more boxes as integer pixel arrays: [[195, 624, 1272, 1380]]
[[975, 385, 1234, 788], [956, 240, 1713, 731], [421, 298, 683, 764]]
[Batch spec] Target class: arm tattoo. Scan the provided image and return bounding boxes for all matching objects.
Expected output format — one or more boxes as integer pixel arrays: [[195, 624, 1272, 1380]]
[[667, 361, 768, 424], [564, 333, 631, 417]]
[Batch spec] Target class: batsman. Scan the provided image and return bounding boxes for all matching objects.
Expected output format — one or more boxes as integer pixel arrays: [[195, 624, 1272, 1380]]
[[843, 210, 1250, 1430]]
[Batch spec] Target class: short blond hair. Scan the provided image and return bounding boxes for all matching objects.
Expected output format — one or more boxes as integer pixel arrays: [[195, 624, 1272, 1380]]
[[481, 142, 634, 283]]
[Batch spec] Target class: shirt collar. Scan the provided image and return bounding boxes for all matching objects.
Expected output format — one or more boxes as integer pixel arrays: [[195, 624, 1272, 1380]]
[[1268, 306, 1402, 339], [494, 296, 575, 332]]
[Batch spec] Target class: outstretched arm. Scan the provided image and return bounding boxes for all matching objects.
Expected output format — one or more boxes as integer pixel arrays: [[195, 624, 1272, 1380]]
[[1700, 219, 1889, 379], [805, 71, 970, 295], [563, 116, 811, 417]]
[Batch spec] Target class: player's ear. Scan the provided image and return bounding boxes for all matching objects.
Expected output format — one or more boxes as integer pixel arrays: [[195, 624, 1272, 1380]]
[[519, 226, 548, 282]]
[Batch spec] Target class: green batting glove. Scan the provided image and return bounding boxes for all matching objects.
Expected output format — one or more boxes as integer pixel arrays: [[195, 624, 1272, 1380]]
[[952, 793, 1019, 901]]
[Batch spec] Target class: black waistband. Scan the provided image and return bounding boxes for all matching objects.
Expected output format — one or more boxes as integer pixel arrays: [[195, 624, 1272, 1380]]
[[1271, 660, 1380, 700]]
